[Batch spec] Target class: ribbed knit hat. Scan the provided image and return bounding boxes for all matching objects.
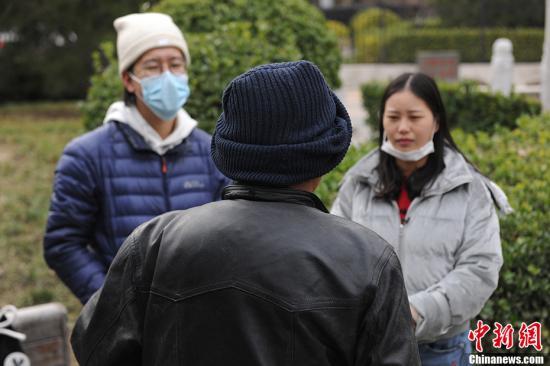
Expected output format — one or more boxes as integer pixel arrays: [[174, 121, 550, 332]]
[[211, 60, 352, 186], [114, 13, 191, 75]]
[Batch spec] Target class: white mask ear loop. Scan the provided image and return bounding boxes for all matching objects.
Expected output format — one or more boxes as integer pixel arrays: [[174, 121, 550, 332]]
[[128, 72, 142, 84], [127, 72, 146, 105]]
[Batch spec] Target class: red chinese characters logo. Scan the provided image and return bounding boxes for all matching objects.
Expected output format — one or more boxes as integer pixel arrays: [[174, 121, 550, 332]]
[[492, 322, 514, 350], [468, 320, 491, 352], [468, 321, 543, 352], [518, 322, 542, 351]]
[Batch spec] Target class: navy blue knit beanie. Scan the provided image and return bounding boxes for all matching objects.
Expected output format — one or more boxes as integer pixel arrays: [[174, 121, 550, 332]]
[[211, 60, 352, 186]]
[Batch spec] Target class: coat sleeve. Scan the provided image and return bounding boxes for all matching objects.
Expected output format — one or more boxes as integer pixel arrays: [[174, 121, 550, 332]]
[[408, 178, 503, 341], [330, 176, 355, 219], [43, 143, 106, 304], [71, 233, 144, 366], [71, 212, 178, 366], [355, 249, 420, 366]]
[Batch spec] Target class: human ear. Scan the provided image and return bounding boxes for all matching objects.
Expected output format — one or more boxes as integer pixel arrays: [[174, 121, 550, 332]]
[[433, 116, 440, 133], [121, 71, 136, 93]]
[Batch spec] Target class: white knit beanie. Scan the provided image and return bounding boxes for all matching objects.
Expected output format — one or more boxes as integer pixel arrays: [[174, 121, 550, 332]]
[[114, 13, 191, 75]]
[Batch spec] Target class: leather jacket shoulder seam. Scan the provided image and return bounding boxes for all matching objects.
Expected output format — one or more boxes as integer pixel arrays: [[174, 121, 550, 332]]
[[374, 246, 396, 287], [130, 234, 141, 286]]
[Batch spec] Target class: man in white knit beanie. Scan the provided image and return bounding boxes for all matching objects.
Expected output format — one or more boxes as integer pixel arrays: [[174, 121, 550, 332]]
[[43, 13, 228, 305]]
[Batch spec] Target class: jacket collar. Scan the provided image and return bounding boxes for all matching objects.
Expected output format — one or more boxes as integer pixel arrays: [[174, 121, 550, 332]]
[[113, 121, 189, 156], [347, 146, 512, 213], [222, 184, 329, 213], [103, 101, 197, 156], [346, 146, 474, 197]]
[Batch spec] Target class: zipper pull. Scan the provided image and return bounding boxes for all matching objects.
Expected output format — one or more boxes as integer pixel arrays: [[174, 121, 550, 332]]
[[161, 157, 167, 174]]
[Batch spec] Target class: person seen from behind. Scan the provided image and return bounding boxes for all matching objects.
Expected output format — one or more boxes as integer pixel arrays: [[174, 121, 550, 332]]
[[331, 72, 512, 366], [43, 13, 229, 304], [70, 60, 420, 365]]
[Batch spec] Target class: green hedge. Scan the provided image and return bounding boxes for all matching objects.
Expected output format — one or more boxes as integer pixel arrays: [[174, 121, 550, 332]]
[[431, 0, 544, 28], [455, 116, 550, 353], [316, 142, 376, 208], [327, 20, 352, 61], [361, 80, 541, 133], [82, 0, 341, 133], [318, 114, 549, 353], [350, 7, 402, 33], [355, 27, 543, 63], [350, 8, 407, 63], [327, 20, 350, 41]]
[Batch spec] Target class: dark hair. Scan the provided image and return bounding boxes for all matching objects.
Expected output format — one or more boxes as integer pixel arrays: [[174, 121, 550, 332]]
[[123, 63, 136, 106], [375, 72, 463, 199]]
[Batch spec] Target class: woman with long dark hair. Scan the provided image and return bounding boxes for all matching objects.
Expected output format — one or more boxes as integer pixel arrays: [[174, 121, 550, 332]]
[[331, 73, 512, 365]]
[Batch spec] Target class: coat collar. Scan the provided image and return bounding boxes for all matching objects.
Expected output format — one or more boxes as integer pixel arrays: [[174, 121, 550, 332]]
[[222, 184, 329, 213], [114, 121, 190, 156], [103, 101, 197, 156], [343, 146, 512, 214]]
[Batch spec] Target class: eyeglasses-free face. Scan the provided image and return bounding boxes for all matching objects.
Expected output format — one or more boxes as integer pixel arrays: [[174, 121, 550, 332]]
[[382, 90, 438, 153]]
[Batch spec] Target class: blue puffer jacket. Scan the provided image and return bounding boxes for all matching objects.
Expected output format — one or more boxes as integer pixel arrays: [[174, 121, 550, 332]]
[[44, 121, 229, 303]]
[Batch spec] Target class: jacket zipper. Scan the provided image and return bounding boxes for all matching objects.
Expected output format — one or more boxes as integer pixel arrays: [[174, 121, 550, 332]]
[[392, 201, 406, 256], [395, 198, 419, 256], [161, 156, 171, 211]]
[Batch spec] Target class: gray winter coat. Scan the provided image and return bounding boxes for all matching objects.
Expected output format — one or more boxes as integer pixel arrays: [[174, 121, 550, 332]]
[[331, 147, 512, 343]]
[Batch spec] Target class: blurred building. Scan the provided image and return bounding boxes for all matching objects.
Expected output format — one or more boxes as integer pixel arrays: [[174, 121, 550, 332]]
[[311, 0, 432, 23]]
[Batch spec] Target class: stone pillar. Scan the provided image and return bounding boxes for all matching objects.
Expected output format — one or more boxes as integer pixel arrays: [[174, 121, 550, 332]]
[[541, 0, 550, 111], [12, 303, 71, 366], [319, 0, 335, 9], [490, 38, 514, 96]]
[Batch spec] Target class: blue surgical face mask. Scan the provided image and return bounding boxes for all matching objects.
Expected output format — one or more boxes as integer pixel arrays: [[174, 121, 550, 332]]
[[130, 71, 190, 121]]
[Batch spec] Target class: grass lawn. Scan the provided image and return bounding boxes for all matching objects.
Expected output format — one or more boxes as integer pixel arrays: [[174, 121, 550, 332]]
[[0, 101, 85, 325]]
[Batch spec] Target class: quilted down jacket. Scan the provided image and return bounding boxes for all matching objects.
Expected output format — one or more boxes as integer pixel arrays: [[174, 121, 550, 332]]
[[44, 121, 229, 303]]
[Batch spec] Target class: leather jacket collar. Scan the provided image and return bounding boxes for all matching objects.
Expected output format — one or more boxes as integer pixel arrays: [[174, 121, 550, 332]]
[[222, 184, 329, 213]]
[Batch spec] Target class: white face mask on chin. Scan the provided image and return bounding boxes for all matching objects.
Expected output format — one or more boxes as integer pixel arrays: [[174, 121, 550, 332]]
[[381, 131, 435, 162]]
